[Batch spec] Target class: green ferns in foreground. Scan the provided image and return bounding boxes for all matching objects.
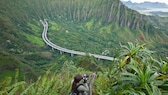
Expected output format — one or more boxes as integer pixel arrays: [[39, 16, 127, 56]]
[[0, 42, 168, 95]]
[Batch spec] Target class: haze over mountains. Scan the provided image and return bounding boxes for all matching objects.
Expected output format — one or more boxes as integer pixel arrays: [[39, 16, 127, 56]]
[[121, 1, 168, 16]]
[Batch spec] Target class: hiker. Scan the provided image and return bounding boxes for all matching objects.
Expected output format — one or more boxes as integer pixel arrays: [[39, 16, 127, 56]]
[[70, 74, 89, 95]]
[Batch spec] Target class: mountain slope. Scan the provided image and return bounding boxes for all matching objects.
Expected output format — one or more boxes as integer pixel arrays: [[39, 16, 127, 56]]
[[0, 0, 168, 79]]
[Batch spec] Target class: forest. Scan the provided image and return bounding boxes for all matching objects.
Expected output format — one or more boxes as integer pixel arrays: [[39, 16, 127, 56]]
[[0, 0, 168, 94], [1, 42, 168, 94]]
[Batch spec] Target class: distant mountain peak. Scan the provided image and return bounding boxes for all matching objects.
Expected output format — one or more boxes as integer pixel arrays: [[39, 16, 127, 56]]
[[122, 1, 168, 8]]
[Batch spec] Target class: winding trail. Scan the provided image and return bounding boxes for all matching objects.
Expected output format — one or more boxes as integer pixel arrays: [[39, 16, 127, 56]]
[[40, 19, 116, 61]]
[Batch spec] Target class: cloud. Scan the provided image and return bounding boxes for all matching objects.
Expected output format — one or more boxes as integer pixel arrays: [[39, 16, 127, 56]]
[[120, 0, 168, 4]]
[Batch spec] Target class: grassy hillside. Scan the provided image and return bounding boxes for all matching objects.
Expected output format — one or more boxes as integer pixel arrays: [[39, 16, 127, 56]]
[[0, 0, 168, 81], [0, 42, 168, 95]]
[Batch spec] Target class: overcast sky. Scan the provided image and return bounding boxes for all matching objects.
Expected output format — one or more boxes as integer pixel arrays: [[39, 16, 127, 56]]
[[121, 0, 168, 4]]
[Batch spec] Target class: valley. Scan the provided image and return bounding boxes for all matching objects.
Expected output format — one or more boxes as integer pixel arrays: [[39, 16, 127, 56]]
[[0, 0, 168, 94]]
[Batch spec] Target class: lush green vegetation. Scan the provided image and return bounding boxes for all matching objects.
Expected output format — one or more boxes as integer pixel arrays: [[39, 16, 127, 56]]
[[144, 15, 168, 32], [48, 19, 143, 56], [0, 0, 168, 94], [0, 42, 168, 94], [0, 0, 167, 67]]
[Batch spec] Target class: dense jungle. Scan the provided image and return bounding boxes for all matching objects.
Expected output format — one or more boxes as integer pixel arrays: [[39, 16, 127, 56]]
[[0, 0, 168, 94]]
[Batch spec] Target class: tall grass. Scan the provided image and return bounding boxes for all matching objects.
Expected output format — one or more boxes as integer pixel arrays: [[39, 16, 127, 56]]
[[1, 42, 168, 95]]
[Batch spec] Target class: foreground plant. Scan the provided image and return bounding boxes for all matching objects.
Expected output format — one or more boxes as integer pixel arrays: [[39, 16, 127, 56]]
[[95, 42, 168, 95], [0, 69, 25, 95], [119, 42, 153, 67]]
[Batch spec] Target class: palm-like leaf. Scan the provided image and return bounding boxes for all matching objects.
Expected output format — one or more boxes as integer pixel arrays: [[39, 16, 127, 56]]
[[119, 73, 140, 85], [118, 64, 161, 94], [152, 57, 168, 74], [151, 82, 162, 95], [119, 42, 153, 65]]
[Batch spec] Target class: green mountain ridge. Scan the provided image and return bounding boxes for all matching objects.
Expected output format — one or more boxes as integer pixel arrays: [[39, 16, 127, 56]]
[[0, 0, 168, 80], [0, 0, 168, 94]]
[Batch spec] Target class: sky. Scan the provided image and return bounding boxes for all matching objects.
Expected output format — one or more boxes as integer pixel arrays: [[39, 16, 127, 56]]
[[121, 0, 168, 4]]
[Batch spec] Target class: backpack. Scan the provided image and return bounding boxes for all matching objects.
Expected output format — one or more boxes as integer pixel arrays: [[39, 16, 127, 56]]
[[70, 84, 83, 95]]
